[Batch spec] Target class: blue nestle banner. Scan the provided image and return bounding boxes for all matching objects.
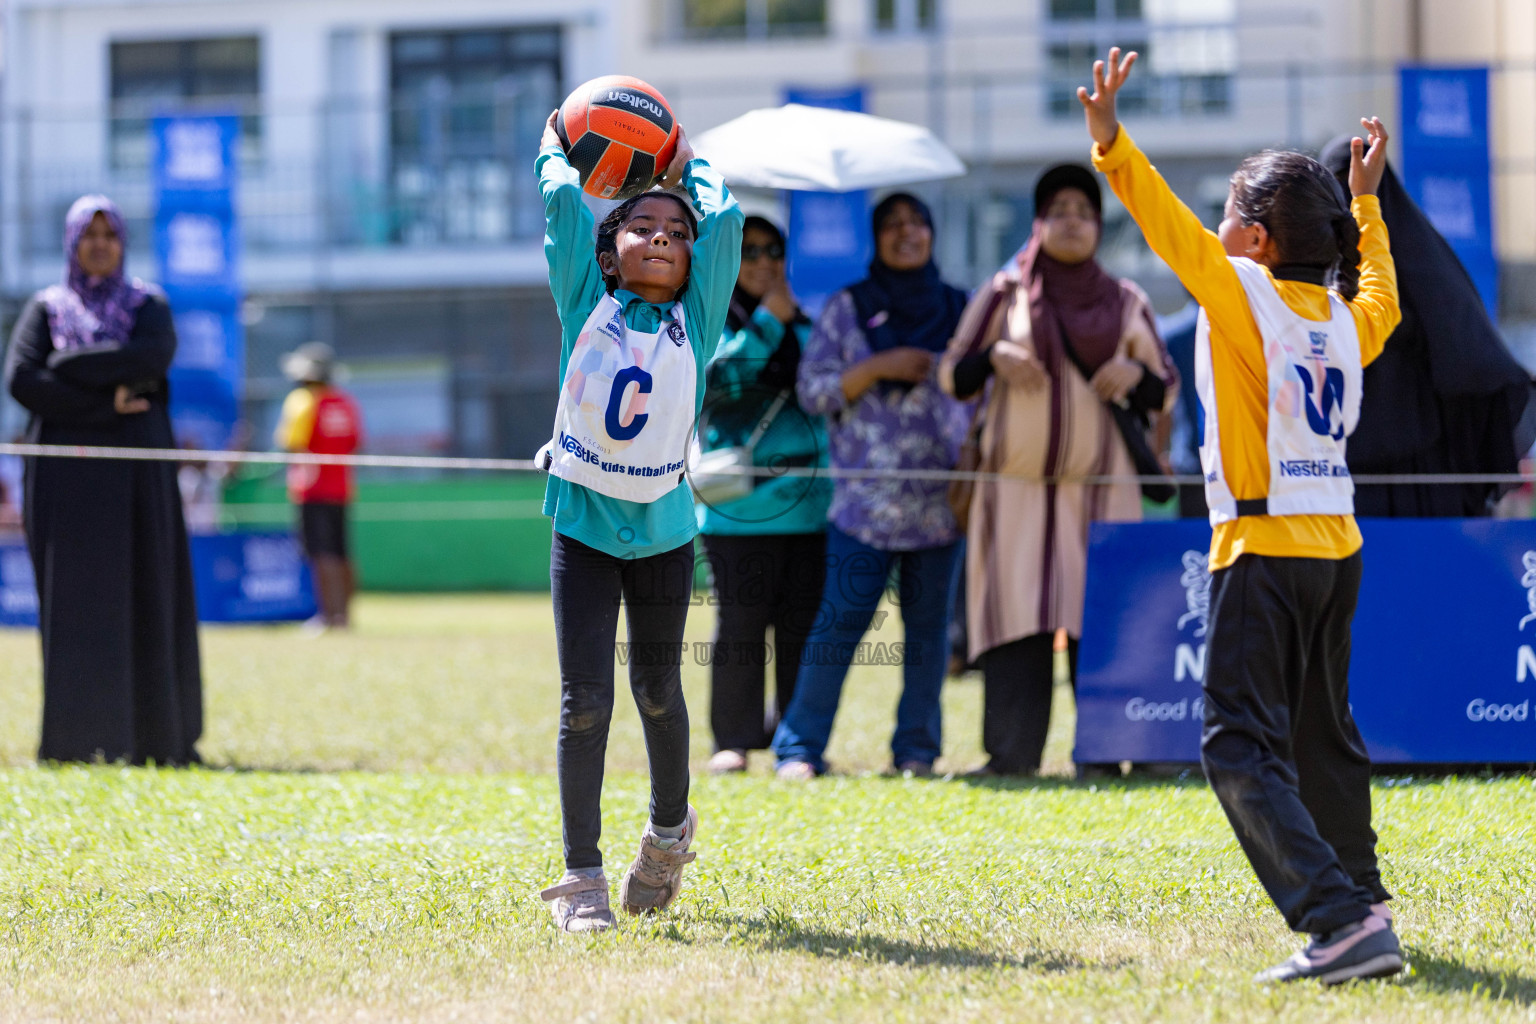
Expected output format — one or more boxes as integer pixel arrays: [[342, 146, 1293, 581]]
[[1398, 66, 1497, 316], [156, 211, 241, 301], [783, 86, 871, 318], [1076, 520, 1536, 765], [0, 532, 316, 627], [152, 115, 240, 207], [153, 113, 244, 453], [165, 299, 243, 450], [190, 532, 317, 623]]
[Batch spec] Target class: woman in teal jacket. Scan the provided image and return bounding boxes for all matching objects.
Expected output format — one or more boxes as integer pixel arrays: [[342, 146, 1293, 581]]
[[698, 216, 831, 774]]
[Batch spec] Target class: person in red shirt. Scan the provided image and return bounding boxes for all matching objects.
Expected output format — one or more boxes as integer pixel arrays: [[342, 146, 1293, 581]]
[[275, 343, 362, 630]]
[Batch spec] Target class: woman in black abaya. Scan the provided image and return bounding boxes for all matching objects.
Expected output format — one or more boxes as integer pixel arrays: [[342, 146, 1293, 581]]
[[1321, 138, 1535, 516], [3, 195, 202, 764]]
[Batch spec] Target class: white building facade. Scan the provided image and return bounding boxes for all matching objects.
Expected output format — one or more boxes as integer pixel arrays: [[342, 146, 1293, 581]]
[[4, 0, 1507, 457], [3, 0, 623, 455]]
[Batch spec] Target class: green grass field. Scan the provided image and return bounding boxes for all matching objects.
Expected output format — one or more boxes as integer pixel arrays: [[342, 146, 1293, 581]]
[[0, 594, 1532, 1022]]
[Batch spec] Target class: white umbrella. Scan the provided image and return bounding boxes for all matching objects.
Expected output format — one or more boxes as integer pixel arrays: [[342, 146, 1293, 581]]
[[692, 103, 966, 193]]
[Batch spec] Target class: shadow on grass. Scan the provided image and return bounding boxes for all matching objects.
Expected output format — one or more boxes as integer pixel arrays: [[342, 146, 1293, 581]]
[[698, 909, 1117, 972], [1406, 948, 1536, 1006], [187, 761, 333, 775], [948, 771, 1206, 793]]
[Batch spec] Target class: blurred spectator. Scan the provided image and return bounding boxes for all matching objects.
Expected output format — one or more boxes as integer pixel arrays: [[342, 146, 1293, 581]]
[[697, 216, 832, 774], [939, 165, 1177, 777], [771, 193, 969, 779], [0, 440, 22, 533], [275, 342, 362, 631], [1321, 138, 1536, 516], [177, 454, 228, 535], [178, 421, 245, 534], [2, 195, 203, 765]]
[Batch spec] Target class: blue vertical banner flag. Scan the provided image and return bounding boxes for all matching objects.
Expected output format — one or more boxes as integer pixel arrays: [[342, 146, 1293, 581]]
[[152, 114, 244, 450], [783, 86, 871, 318], [1398, 66, 1498, 317]]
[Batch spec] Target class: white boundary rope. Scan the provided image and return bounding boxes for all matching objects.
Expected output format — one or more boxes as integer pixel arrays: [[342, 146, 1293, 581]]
[[2, 442, 1534, 487]]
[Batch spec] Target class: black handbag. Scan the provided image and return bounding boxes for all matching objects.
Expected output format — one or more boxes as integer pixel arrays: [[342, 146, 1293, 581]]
[[1054, 310, 1175, 503], [1107, 401, 1175, 503]]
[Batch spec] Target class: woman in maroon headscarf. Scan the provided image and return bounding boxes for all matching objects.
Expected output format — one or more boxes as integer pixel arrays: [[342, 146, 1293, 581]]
[[3, 195, 202, 765], [939, 165, 1176, 777]]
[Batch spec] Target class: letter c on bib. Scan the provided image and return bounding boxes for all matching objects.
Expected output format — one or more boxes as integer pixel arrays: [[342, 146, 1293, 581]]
[[605, 366, 653, 441]]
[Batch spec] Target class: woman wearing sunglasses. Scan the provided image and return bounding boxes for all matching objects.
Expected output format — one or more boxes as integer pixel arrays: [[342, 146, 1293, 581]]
[[696, 216, 831, 774]]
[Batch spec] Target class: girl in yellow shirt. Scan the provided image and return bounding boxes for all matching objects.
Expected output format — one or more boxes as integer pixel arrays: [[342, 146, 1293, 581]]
[[1079, 49, 1403, 985]]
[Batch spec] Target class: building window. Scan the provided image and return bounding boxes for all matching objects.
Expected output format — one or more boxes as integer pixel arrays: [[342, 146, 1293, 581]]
[[110, 38, 261, 170], [874, 0, 937, 32], [672, 0, 829, 40], [389, 27, 561, 245], [1044, 0, 1234, 119]]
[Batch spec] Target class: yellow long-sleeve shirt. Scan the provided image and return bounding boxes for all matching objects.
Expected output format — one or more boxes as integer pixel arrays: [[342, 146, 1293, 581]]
[[1092, 129, 1400, 570]]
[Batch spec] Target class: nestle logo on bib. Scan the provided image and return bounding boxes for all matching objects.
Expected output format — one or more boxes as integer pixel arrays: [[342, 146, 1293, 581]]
[[601, 310, 624, 341], [1279, 459, 1350, 478], [1308, 330, 1329, 356]]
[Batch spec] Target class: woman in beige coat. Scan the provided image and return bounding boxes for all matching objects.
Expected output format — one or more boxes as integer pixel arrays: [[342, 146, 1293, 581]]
[[940, 164, 1177, 776]]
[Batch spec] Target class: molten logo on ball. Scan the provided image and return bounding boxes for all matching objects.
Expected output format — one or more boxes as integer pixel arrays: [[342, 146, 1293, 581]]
[[604, 90, 667, 121]]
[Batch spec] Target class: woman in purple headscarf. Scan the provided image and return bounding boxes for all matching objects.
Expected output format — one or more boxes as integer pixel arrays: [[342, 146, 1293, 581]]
[[3, 195, 202, 765]]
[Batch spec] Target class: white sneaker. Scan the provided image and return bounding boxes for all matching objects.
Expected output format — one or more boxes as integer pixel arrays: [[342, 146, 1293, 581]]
[[619, 806, 698, 915], [540, 873, 615, 934]]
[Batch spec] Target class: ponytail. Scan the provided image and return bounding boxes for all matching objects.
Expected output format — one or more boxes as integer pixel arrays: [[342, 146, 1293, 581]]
[[1330, 213, 1362, 302], [1230, 150, 1360, 300]]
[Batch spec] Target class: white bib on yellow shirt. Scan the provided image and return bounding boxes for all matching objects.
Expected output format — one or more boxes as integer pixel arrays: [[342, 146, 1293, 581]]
[[1197, 258, 1363, 525]]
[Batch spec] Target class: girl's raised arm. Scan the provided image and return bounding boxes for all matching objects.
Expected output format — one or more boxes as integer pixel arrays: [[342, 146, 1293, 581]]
[[1344, 117, 1400, 364], [673, 127, 744, 363], [1080, 49, 1245, 326], [538, 111, 602, 326]]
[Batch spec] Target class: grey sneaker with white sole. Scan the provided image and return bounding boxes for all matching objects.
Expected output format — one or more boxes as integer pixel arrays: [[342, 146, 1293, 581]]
[[1256, 913, 1403, 985], [540, 873, 615, 934], [619, 805, 698, 915]]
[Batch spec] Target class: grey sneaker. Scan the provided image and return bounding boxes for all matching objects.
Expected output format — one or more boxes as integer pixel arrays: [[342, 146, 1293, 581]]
[[1256, 914, 1403, 985], [540, 873, 615, 934], [619, 806, 698, 915]]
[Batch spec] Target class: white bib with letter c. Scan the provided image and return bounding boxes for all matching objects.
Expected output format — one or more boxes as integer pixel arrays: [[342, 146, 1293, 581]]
[[544, 293, 697, 504]]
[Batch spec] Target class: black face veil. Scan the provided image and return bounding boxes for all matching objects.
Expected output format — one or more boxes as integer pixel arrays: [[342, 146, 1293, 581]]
[[1320, 136, 1534, 515]]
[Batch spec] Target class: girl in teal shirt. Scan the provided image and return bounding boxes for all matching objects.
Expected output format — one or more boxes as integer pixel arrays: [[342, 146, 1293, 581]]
[[534, 112, 742, 935]]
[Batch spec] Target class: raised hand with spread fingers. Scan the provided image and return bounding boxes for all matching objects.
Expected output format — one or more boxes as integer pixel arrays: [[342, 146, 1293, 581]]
[[1076, 47, 1139, 151]]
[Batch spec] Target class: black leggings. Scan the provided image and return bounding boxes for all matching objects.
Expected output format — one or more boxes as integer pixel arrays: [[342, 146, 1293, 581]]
[[551, 532, 693, 871], [701, 532, 827, 751]]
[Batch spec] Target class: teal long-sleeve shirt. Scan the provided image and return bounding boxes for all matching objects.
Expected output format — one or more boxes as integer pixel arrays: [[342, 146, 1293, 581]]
[[537, 144, 743, 559], [697, 306, 831, 536]]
